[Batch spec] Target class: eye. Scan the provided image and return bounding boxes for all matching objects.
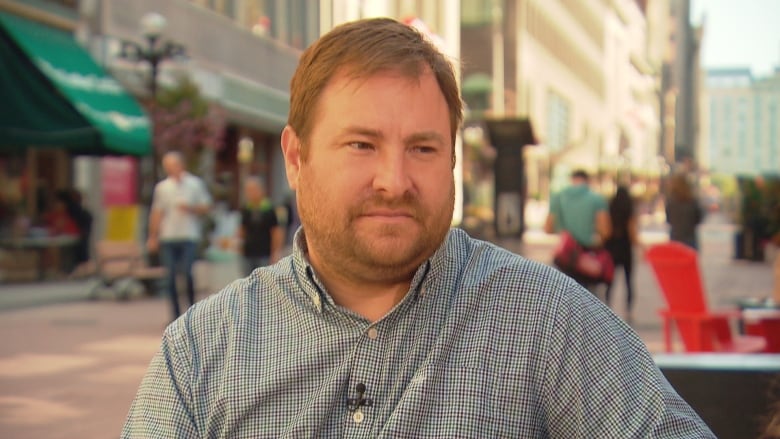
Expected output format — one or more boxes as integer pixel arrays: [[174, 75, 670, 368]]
[[347, 141, 374, 151], [411, 145, 438, 154]]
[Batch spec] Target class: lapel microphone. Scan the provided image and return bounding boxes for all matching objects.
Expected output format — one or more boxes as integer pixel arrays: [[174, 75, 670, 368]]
[[346, 383, 373, 412]]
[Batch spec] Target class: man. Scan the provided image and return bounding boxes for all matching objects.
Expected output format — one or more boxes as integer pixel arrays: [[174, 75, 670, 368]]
[[123, 18, 713, 437], [238, 176, 284, 275], [545, 169, 611, 248], [545, 169, 612, 286], [146, 151, 211, 320]]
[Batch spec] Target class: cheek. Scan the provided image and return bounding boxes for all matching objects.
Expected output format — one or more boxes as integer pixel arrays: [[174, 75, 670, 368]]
[[301, 166, 354, 208]]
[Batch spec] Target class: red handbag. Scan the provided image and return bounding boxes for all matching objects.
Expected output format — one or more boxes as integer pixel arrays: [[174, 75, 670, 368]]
[[553, 232, 614, 284]]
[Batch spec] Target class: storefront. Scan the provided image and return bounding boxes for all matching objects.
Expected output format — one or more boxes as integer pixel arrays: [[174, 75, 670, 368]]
[[0, 10, 150, 220], [0, 10, 151, 280]]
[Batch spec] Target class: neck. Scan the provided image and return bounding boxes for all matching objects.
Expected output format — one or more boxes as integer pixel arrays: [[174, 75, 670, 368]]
[[308, 254, 414, 323]]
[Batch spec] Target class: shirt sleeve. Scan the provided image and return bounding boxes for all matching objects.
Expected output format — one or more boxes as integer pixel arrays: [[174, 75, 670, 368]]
[[121, 325, 199, 438], [540, 282, 715, 438], [150, 183, 163, 212]]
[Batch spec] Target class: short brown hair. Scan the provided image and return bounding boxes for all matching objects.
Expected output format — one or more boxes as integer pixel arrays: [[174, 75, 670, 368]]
[[287, 18, 463, 160], [668, 173, 694, 201]]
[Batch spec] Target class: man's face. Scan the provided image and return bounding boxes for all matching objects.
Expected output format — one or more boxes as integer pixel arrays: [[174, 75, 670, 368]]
[[244, 181, 264, 203], [281, 67, 455, 283], [162, 156, 183, 178]]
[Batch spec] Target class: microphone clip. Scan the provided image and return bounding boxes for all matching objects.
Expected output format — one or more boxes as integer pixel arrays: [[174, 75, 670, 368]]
[[346, 383, 373, 412]]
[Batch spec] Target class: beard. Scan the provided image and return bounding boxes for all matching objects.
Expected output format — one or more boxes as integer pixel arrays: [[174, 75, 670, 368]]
[[296, 171, 454, 284]]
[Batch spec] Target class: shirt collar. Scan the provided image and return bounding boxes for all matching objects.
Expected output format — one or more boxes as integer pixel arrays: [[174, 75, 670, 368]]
[[289, 227, 461, 313]]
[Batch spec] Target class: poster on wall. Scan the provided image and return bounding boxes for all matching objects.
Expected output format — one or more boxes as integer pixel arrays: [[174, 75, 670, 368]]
[[101, 156, 138, 241], [101, 156, 137, 206]]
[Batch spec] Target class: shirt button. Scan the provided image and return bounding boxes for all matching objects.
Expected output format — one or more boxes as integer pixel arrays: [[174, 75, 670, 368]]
[[366, 327, 378, 340], [353, 409, 364, 423]]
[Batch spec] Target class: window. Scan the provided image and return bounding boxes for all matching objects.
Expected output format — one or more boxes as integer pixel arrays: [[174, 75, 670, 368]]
[[546, 89, 570, 152]]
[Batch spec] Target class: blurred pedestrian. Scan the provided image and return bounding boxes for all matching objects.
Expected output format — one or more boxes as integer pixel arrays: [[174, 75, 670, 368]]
[[238, 176, 284, 276], [741, 175, 770, 261], [545, 169, 612, 288], [665, 173, 703, 250], [43, 191, 80, 276], [604, 185, 639, 321], [45, 191, 80, 237], [146, 151, 212, 320], [123, 18, 712, 438], [62, 188, 93, 276]]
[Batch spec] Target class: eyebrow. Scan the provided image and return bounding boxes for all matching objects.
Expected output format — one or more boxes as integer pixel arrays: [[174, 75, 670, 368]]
[[341, 126, 445, 145], [405, 131, 445, 146]]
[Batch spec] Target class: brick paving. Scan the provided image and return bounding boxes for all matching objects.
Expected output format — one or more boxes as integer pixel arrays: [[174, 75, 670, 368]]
[[0, 214, 775, 438]]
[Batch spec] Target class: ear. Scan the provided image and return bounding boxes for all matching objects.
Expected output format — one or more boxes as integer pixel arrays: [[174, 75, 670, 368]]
[[281, 125, 302, 190]]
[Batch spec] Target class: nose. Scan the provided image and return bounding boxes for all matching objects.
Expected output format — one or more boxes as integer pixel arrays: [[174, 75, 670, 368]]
[[372, 148, 412, 197]]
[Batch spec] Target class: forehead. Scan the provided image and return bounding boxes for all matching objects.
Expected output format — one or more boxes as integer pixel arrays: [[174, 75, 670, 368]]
[[313, 67, 449, 135], [164, 155, 180, 165]]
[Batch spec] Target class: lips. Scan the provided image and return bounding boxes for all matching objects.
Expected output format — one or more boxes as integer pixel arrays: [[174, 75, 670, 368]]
[[362, 209, 414, 218]]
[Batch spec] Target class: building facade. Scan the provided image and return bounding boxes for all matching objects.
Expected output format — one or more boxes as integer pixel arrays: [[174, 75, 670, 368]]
[[661, 0, 702, 168], [703, 68, 780, 177], [88, 0, 318, 208], [460, 0, 663, 201], [1, 0, 320, 255]]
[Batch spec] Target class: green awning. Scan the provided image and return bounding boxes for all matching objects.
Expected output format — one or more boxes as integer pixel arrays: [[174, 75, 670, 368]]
[[0, 11, 151, 156]]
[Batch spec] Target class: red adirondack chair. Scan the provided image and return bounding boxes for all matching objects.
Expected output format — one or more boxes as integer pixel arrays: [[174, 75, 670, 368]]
[[644, 242, 767, 353]]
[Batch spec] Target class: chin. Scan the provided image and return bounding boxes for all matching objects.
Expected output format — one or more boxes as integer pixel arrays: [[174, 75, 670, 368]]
[[357, 235, 434, 265]]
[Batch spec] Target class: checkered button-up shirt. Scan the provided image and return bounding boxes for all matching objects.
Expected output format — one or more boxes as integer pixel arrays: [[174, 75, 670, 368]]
[[122, 228, 714, 438]]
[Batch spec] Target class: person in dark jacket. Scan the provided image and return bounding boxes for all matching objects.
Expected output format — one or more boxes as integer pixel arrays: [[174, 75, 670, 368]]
[[666, 173, 703, 250], [604, 186, 639, 321], [63, 189, 93, 270], [238, 177, 284, 276]]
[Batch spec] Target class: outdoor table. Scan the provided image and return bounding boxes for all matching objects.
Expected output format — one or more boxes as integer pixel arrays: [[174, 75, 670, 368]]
[[736, 297, 780, 353], [0, 235, 79, 280]]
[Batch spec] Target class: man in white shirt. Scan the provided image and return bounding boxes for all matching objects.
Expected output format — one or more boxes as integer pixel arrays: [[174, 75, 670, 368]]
[[146, 151, 212, 319]]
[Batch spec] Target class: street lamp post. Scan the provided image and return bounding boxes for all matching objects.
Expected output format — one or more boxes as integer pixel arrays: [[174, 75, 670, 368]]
[[119, 12, 186, 183]]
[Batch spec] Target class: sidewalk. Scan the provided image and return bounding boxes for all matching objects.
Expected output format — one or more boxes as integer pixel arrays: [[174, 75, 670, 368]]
[[0, 219, 776, 438]]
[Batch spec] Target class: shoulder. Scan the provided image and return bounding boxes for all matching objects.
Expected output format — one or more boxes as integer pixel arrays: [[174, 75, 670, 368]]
[[183, 173, 206, 187], [164, 264, 293, 355], [155, 178, 173, 191], [438, 230, 623, 362], [152, 179, 174, 199], [589, 190, 607, 202], [440, 229, 579, 311]]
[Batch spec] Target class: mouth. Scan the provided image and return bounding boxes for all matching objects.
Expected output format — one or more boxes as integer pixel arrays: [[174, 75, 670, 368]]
[[362, 209, 414, 218], [357, 208, 418, 226]]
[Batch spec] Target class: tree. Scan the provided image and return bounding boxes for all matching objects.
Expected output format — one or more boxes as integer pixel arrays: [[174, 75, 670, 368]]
[[147, 75, 226, 178]]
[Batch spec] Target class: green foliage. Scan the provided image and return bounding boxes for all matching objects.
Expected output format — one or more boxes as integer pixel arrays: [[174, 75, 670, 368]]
[[147, 75, 226, 166], [156, 76, 210, 117]]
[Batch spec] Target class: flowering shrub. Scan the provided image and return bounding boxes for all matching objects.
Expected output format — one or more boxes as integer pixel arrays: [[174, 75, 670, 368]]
[[147, 76, 226, 174]]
